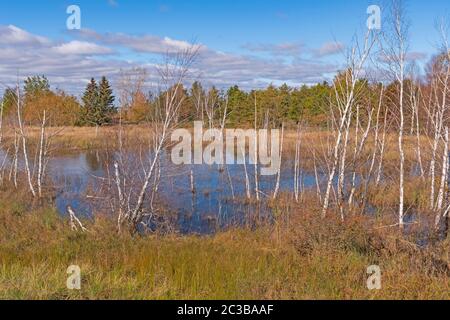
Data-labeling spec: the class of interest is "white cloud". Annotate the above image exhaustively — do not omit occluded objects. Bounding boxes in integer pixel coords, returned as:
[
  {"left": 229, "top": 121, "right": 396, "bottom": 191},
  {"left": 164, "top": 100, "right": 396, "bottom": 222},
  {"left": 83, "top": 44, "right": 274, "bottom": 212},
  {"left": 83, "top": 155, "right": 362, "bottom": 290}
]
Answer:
[
  {"left": 76, "top": 29, "right": 197, "bottom": 54},
  {"left": 406, "top": 52, "right": 427, "bottom": 61},
  {"left": 75, "top": 29, "right": 339, "bottom": 86},
  {"left": 0, "top": 25, "right": 50, "bottom": 46},
  {"left": 377, "top": 51, "right": 428, "bottom": 65},
  {"left": 0, "top": 25, "right": 340, "bottom": 94},
  {"left": 52, "top": 41, "right": 113, "bottom": 55},
  {"left": 242, "top": 42, "right": 304, "bottom": 57},
  {"left": 163, "top": 37, "right": 193, "bottom": 51},
  {"left": 315, "top": 41, "right": 344, "bottom": 57}
]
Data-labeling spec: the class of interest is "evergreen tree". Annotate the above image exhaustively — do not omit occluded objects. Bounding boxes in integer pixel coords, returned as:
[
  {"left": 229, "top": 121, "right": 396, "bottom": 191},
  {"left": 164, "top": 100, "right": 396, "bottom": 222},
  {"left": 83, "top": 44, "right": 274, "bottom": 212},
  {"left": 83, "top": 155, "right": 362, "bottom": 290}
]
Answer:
[
  {"left": 190, "top": 81, "right": 204, "bottom": 120},
  {"left": 81, "top": 77, "right": 115, "bottom": 126},
  {"left": 98, "top": 76, "right": 116, "bottom": 124},
  {"left": 279, "top": 83, "right": 292, "bottom": 122},
  {"left": 24, "top": 75, "right": 50, "bottom": 98},
  {"left": 227, "top": 85, "right": 250, "bottom": 125},
  {"left": 1, "top": 88, "right": 17, "bottom": 116},
  {"left": 81, "top": 78, "right": 99, "bottom": 126}
]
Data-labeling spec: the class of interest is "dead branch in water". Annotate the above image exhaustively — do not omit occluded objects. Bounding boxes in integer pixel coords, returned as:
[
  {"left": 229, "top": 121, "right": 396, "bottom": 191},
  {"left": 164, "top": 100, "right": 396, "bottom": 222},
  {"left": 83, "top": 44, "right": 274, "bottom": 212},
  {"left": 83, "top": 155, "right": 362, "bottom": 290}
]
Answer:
[{"left": 67, "top": 206, "right": 88, "bottom": 232}]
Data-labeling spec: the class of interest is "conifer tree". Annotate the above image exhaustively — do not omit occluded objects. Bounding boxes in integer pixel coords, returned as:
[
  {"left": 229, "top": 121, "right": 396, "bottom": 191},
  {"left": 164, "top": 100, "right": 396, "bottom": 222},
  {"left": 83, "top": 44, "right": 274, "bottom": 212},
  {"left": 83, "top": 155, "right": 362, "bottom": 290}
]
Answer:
[
  {"left": 81, "top": 77, "right": 115, "bottom": 126},
  {"left": 81, "top": 78, "right": 99, "bottom": 126},
  {"left": 98, "top": 76, "right": 115, "bottom": 123},
  {"left": 24, "top": 75, "right": 50, "bottom": 98}
]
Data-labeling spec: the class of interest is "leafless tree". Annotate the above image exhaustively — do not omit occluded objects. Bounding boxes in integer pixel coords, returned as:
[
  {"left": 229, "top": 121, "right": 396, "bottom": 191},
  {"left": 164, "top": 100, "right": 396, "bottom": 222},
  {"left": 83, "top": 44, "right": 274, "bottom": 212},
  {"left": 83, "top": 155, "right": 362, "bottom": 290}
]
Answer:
[
  {"left": 380, "top": 0, "right": 410, "bottom": 228},
  {"left": 15, "top": 84, "right": 36, "bottom": 197},
  {"left": 273, "top": 123, "right": 284, "bottom": 199},
  {"left": 0, "top": 101, "right": 3, "bottom": 145},
  {"left": 68, "top": 206, "right": 88, "bottom": 232},
  {"left": 321, "top": 29, "right": 376, "bottom": 217},
  {"left": 294, "top": 122, "right": 302, "bottom": 202},
  {"left": 254, "top": 93, "right": 260, "bottom": 201},
  {"left": 112, "top": 47, "right": 199, "bottom": 232},
  {"left": 361, "top": 85, "right": 386, "bottom": 207},
  {"left": 408, "top": 66, "right": 425, "bottom": 179},
  {"left": 429, "top": 19, "right": 450, "bottom": 231}
]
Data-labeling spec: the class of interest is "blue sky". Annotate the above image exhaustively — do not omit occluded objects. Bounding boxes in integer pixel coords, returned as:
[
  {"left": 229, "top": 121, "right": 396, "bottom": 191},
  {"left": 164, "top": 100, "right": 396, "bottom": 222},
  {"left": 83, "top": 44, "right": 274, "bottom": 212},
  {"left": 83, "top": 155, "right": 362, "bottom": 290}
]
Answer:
[{"left": 0, "top": 0, "right": 449, "bottom": 93}]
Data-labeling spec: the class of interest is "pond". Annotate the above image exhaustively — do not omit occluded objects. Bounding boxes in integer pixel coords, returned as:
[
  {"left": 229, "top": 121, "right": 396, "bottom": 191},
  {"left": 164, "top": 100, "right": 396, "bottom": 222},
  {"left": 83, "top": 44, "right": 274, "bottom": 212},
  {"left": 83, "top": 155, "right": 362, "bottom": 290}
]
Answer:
[
  {"left": 1, "top": 147, "right": 442, "bottom": 238},
  {"left": 48, "top": 149, "right": 320, "bottom": 234}
]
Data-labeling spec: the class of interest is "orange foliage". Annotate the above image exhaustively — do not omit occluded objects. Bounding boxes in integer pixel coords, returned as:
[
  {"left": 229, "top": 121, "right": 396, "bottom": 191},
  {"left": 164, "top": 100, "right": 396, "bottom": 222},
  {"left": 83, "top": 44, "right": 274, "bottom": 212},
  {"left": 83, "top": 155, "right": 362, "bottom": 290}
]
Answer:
[{"left": 24, "top": 91, "right": 81, "bottom": 126}]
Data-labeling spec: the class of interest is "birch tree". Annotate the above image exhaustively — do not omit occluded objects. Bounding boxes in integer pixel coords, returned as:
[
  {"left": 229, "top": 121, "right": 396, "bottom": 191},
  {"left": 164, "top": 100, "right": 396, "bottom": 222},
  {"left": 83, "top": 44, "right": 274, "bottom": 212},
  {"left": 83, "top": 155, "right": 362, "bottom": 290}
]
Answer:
[
  {"left": 429, "top": 20, "right": 450, "bottom": 230},
  {"left": 381, "top": 0, "right": 409, "bottom": 228},
  {"left": 321, "top": 32, "right": 376, "bottom": 217},
  {"left": 113, "top": 47, "right": 199, "bottom": 232}
]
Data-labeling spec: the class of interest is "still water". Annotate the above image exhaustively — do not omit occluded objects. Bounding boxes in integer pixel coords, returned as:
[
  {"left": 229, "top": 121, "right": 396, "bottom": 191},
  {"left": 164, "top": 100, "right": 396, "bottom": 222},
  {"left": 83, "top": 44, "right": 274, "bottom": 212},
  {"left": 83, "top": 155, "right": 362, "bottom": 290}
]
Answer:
[{"left": 48, "top": 149, "right": 318, "bottom": 234}]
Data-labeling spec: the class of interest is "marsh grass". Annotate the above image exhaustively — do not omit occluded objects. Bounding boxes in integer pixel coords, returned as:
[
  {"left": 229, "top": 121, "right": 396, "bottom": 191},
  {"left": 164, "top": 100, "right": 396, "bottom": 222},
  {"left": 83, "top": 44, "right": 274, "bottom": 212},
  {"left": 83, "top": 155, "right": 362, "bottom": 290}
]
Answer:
[
  {"left": 0, "top": 186, "right": 449, "bottom": 300},
  {"left": 0, "top": 124, "right": 433, "bottom": 172},
  {"left": 1, "top": 125, "right": 152, "bottom": 152}
]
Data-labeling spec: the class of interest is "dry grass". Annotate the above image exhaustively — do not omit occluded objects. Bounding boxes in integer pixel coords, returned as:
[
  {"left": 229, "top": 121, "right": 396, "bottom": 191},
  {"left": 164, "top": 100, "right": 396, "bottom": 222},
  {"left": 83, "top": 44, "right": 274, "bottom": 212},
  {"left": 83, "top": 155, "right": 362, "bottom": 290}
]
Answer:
[
  {"left": 0, "top": 187, "right": 448, "bottom": 300},
  {"left": 1, "top": 125, "right": 153, "bottom": 151},
  {"left": 1, "top": 123, "right": 433, "bottom": 163}
]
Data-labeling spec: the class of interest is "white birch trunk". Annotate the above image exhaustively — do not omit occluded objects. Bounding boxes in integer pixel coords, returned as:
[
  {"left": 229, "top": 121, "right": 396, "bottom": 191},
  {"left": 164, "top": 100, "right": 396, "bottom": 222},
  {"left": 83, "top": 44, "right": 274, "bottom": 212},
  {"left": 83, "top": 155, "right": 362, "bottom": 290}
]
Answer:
[
  {"left": 37, "top": 110, "right": 46, "bottom": 198},
  {"left": 16, "top": 86, "right": 36, "bottom": 197},
  {"left": 273, "top": 123, "right": 284, "bottom": 200}
]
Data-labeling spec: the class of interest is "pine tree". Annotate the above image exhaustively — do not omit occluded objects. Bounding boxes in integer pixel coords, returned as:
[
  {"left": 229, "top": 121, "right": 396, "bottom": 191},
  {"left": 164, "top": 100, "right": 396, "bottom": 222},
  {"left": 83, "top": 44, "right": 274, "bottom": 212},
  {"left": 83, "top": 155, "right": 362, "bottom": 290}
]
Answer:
[
  {"left": 24, "top": 75, "right": 50, "bottom": 98},
  {"left": 81, "top": 77, "right": 115, "bottom": 126},
  {"left": 1, "top": 88, "right": 17, "bottom": 116},
  {"left": 98, "top": 76, "right": 115, "bottom": 124},
  {"left": 81, "top": 78, "right": 99, "bottom": 126}
]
